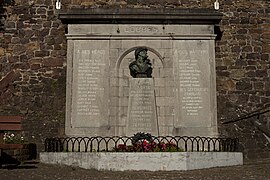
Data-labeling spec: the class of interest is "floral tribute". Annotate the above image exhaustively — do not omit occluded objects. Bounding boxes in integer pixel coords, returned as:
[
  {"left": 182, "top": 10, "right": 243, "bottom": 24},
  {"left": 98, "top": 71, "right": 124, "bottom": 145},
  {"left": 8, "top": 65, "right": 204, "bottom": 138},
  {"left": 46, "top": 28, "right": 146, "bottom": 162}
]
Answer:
[
  {"left": 3, "top": 132, "right": 26, "bottom": 144},
  {"left": 113, "top": 132, "right": 183, "bottom": 152}
]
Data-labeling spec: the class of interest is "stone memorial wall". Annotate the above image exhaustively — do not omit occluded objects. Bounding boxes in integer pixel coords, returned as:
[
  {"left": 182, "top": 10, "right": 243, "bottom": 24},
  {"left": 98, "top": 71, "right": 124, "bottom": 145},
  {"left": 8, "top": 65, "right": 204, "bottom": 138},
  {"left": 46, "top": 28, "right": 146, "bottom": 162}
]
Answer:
[{"left": 65, "top": 16, "right": 218, "bottom": 137}]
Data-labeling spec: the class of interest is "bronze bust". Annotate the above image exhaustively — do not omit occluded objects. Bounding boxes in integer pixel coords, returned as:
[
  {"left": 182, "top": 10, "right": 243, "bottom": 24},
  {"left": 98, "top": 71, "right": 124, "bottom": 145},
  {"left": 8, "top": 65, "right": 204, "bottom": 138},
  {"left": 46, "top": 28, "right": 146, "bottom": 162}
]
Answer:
[{"left": 129, "top": 47, "right": 152, "bottom": 78}]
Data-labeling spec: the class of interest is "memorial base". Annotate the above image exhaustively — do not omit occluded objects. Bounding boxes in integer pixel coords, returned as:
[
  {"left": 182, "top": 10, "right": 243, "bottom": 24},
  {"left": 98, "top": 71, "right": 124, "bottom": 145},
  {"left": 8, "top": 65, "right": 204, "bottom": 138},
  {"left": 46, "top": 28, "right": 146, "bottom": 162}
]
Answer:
[{"left": 40, "top": 152, "right": 243, "bottom": 171}]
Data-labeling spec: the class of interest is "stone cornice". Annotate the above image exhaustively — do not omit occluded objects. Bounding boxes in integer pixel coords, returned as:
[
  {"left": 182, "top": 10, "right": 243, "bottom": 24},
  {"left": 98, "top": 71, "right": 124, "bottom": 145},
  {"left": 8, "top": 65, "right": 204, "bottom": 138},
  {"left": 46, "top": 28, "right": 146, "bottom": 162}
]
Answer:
[{"left": 58, "top": 8, "right": 223, "bottom": 24}]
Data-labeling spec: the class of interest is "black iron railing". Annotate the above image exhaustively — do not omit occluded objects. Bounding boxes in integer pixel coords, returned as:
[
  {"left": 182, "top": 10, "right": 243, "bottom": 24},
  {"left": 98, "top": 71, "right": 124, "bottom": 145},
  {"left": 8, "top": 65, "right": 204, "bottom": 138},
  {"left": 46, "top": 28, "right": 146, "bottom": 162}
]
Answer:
[{"left": 44, "top": 136, "right": 239, "bottom": 153}]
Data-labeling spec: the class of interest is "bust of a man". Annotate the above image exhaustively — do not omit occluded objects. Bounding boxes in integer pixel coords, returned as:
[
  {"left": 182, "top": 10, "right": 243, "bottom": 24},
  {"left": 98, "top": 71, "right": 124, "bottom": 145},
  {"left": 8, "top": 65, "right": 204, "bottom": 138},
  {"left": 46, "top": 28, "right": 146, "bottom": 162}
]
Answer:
[{"left": 129, "top": 47, "right": 152, "bottom": 78}]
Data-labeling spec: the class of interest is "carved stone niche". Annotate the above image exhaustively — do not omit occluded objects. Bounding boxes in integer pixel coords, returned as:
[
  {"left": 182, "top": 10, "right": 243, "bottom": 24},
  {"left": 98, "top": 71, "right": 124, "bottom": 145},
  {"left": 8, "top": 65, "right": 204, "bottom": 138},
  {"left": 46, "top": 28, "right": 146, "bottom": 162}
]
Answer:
[{"left": 60, "top": 8, "right": 222, "bottom": 137}]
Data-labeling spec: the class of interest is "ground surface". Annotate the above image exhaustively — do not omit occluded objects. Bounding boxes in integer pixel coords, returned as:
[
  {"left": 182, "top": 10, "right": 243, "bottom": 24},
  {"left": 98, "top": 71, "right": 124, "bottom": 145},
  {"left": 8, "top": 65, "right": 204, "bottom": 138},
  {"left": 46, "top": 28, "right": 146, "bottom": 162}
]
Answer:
[{"left": 0, "top": 159, "right": 269, "bottom": 180}]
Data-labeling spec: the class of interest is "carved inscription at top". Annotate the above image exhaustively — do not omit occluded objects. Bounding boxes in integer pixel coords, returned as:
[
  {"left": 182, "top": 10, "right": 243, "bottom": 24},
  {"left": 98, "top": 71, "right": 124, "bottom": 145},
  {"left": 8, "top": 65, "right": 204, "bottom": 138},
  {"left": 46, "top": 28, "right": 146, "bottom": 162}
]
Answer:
[{"left": 124, "top": 26, "right": 159, "bottom": 33}]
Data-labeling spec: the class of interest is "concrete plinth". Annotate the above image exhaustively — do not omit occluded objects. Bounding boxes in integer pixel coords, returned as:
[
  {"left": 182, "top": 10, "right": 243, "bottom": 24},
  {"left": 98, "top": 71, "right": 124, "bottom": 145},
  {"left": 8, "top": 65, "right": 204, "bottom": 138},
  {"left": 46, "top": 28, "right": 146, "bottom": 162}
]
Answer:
[{"left": 40, "top": 152, "right": 243, "bottom": 171}]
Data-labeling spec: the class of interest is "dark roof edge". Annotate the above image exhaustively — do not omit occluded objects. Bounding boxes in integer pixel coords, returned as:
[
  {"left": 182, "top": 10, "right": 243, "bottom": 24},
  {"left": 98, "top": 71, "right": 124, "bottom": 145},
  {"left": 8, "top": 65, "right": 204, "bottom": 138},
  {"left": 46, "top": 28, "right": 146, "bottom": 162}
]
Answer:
[{"left": 58, "top": 8, "right": 223, "bottom": 24}]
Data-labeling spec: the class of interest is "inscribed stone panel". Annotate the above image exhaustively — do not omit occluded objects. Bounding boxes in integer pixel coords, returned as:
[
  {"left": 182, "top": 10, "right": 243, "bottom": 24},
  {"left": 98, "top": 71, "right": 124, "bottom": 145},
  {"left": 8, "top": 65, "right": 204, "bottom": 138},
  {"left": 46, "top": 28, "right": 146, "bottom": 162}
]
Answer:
[
  {"left": 71, "top": 40, "right": 109, "bottom": 128},
  {"left": 173, "top": 40, "right": 213, "bottom": 128},
  {"left": 127, "top": 78, "right": 158, "bottom": 136}
]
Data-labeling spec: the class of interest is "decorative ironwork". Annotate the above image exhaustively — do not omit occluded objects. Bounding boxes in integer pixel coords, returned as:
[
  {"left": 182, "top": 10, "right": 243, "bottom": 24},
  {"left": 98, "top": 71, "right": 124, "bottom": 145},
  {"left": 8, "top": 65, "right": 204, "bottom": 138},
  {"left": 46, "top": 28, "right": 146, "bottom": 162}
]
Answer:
[{"left": 44, "top": 136, "right": 239, "bottom": 153}]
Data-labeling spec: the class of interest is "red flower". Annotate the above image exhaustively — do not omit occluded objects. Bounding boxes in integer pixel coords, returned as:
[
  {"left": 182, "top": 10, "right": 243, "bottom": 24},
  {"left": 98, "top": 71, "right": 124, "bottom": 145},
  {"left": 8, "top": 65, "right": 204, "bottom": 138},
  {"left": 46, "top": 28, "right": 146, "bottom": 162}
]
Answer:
[{"left": 143, "top": 140, "right": 148, "bottom": 146}]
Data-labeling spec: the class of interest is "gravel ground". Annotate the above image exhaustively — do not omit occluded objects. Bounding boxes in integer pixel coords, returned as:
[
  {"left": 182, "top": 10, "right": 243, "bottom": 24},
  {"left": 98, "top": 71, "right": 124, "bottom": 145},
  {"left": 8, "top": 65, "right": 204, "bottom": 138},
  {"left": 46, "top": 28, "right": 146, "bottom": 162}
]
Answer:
[{"left": 0, "top": 159, "right": 269, "bottom": 180}]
